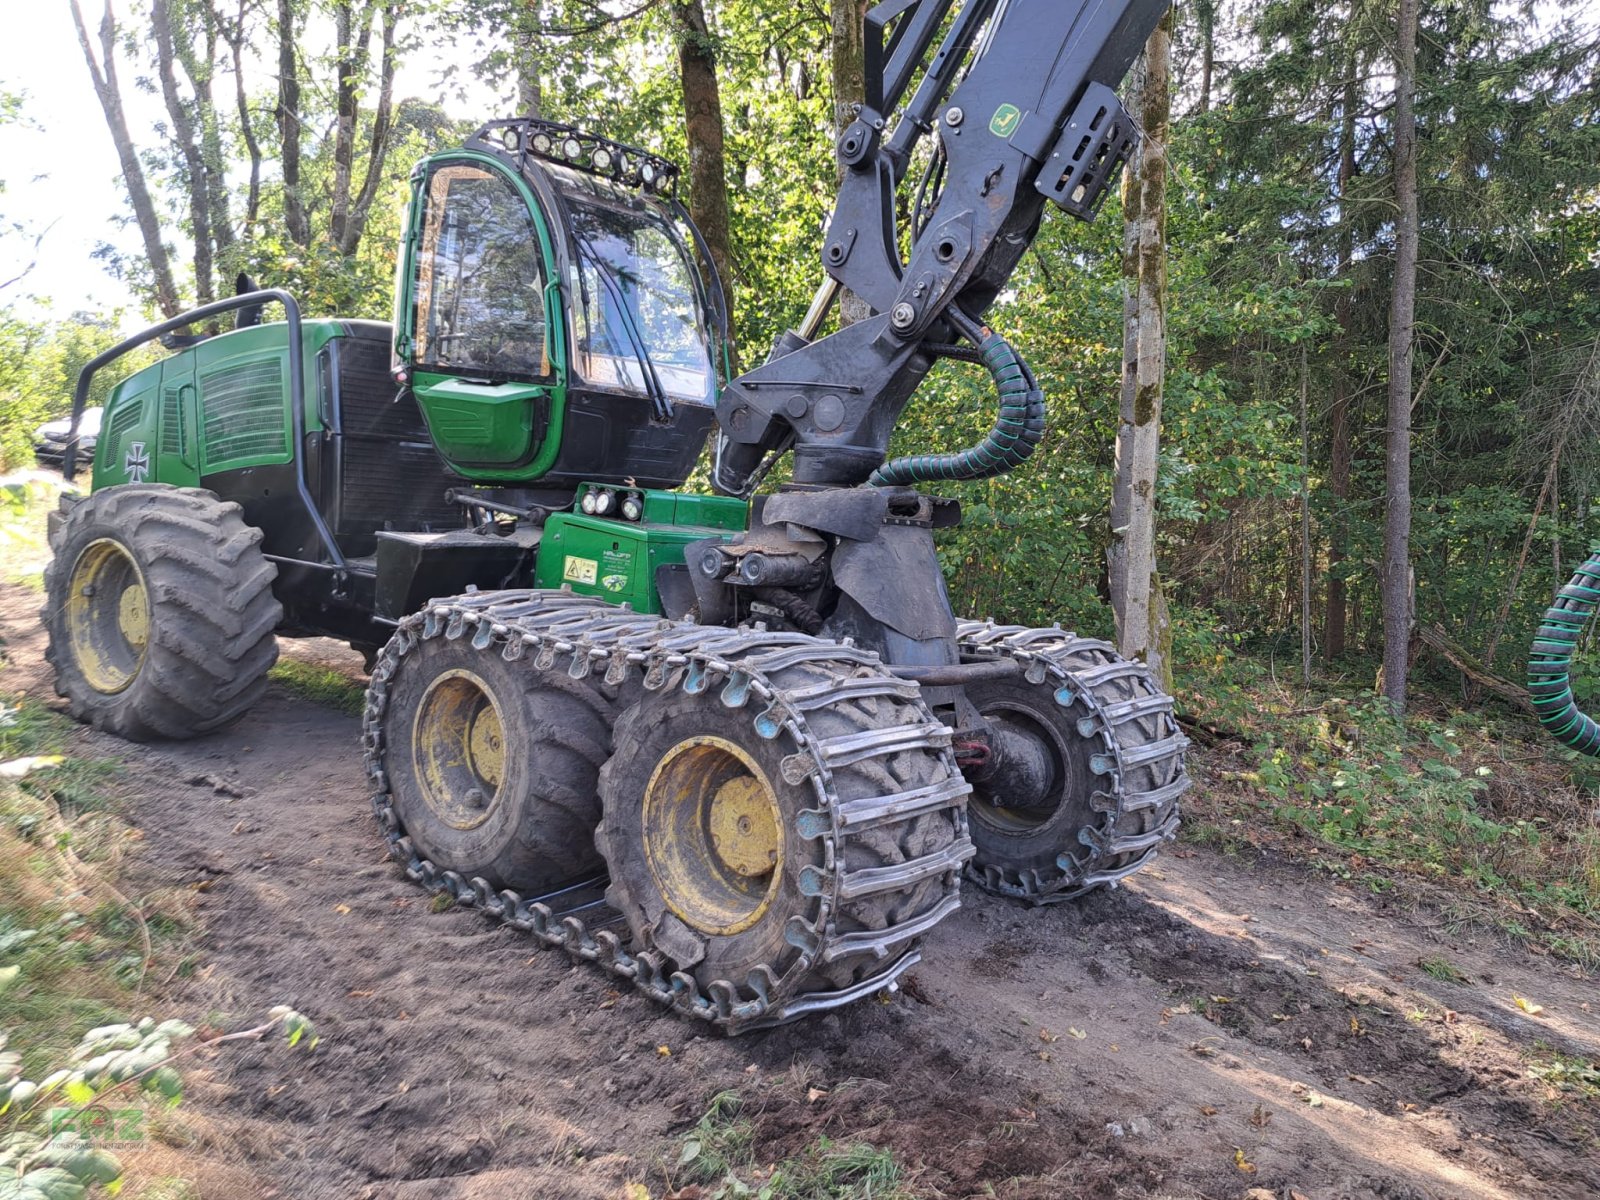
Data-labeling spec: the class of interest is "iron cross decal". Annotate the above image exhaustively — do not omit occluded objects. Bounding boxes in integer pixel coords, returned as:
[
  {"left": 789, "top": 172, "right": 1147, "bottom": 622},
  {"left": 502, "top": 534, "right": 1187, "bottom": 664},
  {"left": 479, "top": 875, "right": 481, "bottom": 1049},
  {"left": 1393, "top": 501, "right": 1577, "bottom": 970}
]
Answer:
[{"left": 124, "top": 442, "right": 150, "bottom": 482}]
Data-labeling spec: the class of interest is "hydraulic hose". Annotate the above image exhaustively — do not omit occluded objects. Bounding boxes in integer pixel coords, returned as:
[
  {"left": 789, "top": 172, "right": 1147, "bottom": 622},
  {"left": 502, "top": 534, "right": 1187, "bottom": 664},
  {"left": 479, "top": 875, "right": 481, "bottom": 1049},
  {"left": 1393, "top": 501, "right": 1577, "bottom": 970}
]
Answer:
[
  {"left": 869, "top": 321, "right": 1045, "bottom": 488},
  {"left": 1527, "top": 552, "right": 1600, "bottom": 755}
]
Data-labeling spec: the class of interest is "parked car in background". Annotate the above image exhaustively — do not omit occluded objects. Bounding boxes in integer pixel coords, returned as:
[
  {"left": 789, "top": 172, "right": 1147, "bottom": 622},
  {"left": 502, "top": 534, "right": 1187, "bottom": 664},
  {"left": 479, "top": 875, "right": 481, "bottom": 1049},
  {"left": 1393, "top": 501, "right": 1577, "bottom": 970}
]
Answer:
[{"left": 34, "top": 407, "right": 103, "bottom": 468}]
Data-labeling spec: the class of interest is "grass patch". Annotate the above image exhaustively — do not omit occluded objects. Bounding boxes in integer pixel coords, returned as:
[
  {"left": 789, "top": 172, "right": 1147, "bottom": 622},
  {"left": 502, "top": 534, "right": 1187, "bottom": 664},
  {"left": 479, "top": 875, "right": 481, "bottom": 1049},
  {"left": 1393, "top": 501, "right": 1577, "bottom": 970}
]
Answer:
[
  {"left": 267, "top": 659, "right": 365, "bottom": 715},
  {"left": 1527, "top": 1043, "right": 1600, "bottom": 1102},
  {"left": 667, "top": 1091, "right": 916, "bottom": 1200},
  {"left": 0, "top": 696, "right": 182, "bottom": 1075},
  {"left": 1418, "top": 954, "right": 1470, "bottom": 984}
]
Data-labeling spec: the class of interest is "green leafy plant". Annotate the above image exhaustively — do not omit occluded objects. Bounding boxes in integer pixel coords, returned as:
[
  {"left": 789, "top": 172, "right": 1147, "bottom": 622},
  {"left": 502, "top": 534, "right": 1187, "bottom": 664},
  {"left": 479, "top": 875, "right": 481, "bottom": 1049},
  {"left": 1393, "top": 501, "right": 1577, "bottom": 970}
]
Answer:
[{"left": 0, "top": 981, "right": 316, "bottom": 1200}]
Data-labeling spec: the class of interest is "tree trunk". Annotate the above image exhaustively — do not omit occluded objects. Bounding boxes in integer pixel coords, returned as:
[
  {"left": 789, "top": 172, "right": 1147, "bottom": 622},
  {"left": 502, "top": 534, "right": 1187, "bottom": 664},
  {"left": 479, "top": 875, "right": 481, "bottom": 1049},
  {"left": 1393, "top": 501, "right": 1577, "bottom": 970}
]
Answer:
[
  {"left": 186, "top": 13, "right": 235, "bottom": 263},
  {"left": 671, "top": 1, "right": 736, "bottom": 318},
  {"left": 275, "top": 0, "right": 311, "bottom": 247},
  {"left": 1109, "top": 54, "right": 1144, "bottom": 629},
  {"left": 1110, "top": 14, "right": 1173, "bottom": 689},
  {"left": 1300, "top": 341, "right": 1313, "bottom": 686},
  {"left": 1197, "top": 0, "right": 1215, "bottom": 115},
  {"left": 1325, "top": 64, "right": 1359, "bottom": 660},
  {"left": 329, "top": 0, "right": 375, "bottom": 254},
  {"left": 337, "top": 3, "right": 398, "bottom": 257},
  {"left": 224, "top": 0, "right": 263, "bottom": 233},
  {"left": 69, "top": 0, "right": 181, "bottom": 317},
  {"left": 516, "top": 11, "right": 542, "bottom": 117},
  {"left": 831, "top": 0, "right": 873, "bottom": 327},
  {"left": 151, "top": 0, "right": 217, "bottom": 307},
  {"left": 1381, "top": 0, "right": 1420, "bottom": 714}
]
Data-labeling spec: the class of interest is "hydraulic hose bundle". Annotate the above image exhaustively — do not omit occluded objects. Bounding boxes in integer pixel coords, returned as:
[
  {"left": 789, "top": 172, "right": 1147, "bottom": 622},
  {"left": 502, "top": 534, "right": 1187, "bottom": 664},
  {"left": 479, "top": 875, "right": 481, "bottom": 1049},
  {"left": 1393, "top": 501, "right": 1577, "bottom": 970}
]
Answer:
[
  {"left": 868, "top": 325, "right": 1046, "bottom": 488},
  {"left": 1527, "top": 551, "right": 1600, "bottom": 755}
]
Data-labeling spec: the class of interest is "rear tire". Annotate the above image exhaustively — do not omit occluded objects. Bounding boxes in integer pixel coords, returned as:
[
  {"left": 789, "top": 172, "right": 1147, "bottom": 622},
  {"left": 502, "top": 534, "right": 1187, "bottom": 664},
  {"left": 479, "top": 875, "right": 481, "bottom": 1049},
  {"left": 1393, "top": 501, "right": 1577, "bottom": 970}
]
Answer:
[
  {"left": 42, "top": 484, "right": 281, "bottom": 741},
  {"left": 957, "top": 622, "right": 1187, "bottom": 902}
]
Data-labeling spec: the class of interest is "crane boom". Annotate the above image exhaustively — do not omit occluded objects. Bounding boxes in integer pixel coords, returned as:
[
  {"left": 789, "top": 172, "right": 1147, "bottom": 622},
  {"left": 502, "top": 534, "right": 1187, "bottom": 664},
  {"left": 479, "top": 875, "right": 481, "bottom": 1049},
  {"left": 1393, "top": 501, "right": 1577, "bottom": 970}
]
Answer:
[{"left": 713, "top": 0, "right": 1167, "bottom": 493}]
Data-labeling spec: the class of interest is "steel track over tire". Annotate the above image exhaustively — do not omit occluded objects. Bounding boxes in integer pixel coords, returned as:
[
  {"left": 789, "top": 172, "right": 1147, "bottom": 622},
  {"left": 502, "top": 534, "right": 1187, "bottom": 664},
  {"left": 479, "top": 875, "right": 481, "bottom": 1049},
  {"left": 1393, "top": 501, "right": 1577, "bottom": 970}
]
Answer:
[
  {"left": 364, "top": 592, "right": 972, "bottom": 1032},
  {"left": 597, "top": 639, "right": 973, "bottom": 1009},
  {"left": 367, "top": 614, "right": 618, "bottom": 893},
  {"left": 42, "top": 484, "right": 281, "bottom": 741},
  {"left": 956, "top": 621, "right": 1188, "bottom": 903}
]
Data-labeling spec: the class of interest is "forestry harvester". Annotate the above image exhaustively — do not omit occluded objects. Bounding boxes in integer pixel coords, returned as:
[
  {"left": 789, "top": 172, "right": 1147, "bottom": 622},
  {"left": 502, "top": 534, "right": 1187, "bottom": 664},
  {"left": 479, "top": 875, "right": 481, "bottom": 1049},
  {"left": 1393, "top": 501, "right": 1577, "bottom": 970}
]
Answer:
[{"left": 44, "top": 0, "right": 1188, "bottom": 1031}]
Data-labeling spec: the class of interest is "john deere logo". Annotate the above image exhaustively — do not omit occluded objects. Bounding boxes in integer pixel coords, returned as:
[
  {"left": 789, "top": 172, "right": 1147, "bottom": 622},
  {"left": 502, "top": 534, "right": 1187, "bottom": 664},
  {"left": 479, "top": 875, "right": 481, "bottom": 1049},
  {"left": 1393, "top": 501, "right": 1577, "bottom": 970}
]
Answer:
[
  {"left": 600, "top": 574, "right": 628, "bottom": 593},
  {"left": 989, "top": 103, "right": 1022, "bottom": 138}
]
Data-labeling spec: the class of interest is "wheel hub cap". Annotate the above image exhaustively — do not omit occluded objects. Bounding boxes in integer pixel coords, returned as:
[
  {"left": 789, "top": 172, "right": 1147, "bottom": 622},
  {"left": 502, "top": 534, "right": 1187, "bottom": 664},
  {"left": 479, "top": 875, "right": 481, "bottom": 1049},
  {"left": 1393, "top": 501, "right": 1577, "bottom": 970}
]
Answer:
[
  {"left": 65, "top": 539, "right": 149, "bottom": 694},
  {"left": 412, "top": 670, "right": 505, "bottom": 830},
  {"left": 642, "top": 736, "right": 783, "bottom": 936}
]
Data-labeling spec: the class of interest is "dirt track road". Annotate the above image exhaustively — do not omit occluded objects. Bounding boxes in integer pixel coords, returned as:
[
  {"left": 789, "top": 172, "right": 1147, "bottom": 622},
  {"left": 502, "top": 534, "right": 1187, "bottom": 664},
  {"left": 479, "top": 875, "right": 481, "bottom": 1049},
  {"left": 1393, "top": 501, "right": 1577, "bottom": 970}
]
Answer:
[{"left": 3, "top": 582, "right": 1596, "bottom": 1200}]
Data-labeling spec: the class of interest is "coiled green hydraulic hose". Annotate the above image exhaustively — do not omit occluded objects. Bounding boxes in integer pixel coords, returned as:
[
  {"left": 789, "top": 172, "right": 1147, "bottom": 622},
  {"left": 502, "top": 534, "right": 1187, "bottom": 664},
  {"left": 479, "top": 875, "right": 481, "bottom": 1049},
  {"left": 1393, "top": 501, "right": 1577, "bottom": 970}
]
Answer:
[
  {"left": 868, "top": 326, "right": 1046, "bottom": 488},
  {"left": 1527, "top": 552, "right": 1600, "bottom": 755}
]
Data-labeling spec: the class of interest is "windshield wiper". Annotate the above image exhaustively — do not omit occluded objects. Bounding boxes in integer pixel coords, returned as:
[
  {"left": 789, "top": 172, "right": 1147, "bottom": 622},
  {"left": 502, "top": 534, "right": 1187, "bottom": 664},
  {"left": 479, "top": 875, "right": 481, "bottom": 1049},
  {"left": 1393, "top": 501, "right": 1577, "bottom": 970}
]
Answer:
[{"left": 576, "top": 244, "right": 673, "bottom": 423}]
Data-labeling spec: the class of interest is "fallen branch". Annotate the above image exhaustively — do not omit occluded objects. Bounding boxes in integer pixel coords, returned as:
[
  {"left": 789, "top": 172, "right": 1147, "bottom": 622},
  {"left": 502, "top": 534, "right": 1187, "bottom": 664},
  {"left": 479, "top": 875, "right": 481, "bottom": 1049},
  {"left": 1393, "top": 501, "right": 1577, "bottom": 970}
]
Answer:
[{"left": 1417, "top": 623, "right": 1529, "bottom": 710}]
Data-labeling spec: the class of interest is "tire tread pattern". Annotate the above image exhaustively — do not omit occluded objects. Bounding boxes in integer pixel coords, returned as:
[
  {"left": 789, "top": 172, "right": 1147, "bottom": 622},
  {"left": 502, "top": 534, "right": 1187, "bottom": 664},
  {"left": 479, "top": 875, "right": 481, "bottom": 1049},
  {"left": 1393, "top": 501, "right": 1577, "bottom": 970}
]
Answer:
[{"left": 43, "top": 484, "right": 281, "bottom": 741}]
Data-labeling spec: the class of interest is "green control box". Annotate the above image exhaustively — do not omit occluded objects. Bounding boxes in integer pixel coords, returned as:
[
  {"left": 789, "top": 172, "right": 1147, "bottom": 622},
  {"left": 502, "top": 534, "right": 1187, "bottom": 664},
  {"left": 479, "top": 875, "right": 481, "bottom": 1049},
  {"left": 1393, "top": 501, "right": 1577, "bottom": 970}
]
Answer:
[{"left": 533, "top": 484, "right": 748, "bottom": 612}]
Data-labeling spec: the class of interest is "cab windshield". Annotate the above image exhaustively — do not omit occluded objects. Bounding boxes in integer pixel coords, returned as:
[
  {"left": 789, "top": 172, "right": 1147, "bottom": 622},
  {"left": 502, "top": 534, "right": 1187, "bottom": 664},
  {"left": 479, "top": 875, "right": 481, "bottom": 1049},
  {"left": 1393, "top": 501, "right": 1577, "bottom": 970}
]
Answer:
[{"left": 550, "top": 166, "right": 719, "bottom": 407}]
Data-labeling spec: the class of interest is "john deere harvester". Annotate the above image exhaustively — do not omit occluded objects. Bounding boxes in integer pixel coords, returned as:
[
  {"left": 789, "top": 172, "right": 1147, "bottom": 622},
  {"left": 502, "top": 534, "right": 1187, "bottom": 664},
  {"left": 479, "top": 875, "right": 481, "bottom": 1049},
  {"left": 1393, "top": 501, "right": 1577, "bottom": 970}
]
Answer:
[{"left": 45, "top": 0, "right": 1189, "bottom": 1031}]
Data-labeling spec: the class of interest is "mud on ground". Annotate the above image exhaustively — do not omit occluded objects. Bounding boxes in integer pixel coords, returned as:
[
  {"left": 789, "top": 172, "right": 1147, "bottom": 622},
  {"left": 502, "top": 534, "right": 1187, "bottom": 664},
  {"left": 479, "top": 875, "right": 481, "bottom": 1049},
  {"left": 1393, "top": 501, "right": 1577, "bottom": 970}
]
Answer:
[{"left": 2, "top": 582, "right": 1596, "bottom": 1200}]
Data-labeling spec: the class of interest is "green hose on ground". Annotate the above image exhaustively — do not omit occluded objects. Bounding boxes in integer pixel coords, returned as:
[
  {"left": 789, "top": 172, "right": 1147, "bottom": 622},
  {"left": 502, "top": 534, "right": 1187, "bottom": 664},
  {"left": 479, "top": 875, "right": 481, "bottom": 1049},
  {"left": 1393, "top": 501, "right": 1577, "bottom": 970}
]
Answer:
[{"left": 1527, "top": 551, "right": 1600, "bottom": 756}]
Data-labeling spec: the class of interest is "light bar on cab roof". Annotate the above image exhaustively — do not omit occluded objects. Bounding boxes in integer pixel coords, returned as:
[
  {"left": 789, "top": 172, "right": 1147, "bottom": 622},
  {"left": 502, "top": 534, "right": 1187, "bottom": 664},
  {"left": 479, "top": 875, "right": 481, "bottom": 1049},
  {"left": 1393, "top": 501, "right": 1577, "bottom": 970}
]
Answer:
[{"left": 469, "top": 117, "right": 681, "bottom": 197}]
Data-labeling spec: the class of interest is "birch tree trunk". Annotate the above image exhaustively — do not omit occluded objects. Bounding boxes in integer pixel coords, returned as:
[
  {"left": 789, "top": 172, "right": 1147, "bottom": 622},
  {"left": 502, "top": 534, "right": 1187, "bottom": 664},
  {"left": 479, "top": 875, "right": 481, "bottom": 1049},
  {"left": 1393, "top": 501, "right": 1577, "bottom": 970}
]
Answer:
[
  {"left": 1109, "top": 13, "right": 1173, "bottom": 689},
  {"left": 69, "top": 0, "right": 182, "bottom": 317},
  {"left": 1381, "top": 0, "right": 1420, "bottom": 713},
  {"left": 831, "top": 0, "right": 872, "bottom": 326}
]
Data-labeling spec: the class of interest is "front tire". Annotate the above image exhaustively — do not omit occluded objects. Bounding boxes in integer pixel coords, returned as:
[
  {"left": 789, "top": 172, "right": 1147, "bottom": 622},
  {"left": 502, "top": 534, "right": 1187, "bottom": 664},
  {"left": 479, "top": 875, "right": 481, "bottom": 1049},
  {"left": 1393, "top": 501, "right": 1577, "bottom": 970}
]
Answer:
[
  {"left": 42, "top": 484, "right": 281, "bottom": 741},
  {"left": 597, "top": 637, "right": 972, "bottom": 1008}
]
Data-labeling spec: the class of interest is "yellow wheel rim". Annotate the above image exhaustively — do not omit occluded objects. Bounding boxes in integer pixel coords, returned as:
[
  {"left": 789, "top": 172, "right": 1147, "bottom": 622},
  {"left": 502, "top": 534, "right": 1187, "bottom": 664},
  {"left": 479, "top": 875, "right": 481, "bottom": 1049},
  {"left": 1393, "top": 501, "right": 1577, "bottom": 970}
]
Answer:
[
  {"left": 642, "top": 735, "right": 784, "bottom": 936},
  {"left": 412, "top": 669, "right": 505, "bottom": 830},
  {"left": 65, "top": 539, "right": 149, "bottom": 694}
]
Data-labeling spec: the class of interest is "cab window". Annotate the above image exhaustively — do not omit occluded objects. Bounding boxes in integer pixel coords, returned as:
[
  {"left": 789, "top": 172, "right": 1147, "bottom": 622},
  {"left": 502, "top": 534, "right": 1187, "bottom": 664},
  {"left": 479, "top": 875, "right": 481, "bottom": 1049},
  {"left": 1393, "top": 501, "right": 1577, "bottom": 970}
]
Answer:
[{"left": 413, "top": 164, "right": 549, "bottom": 377}]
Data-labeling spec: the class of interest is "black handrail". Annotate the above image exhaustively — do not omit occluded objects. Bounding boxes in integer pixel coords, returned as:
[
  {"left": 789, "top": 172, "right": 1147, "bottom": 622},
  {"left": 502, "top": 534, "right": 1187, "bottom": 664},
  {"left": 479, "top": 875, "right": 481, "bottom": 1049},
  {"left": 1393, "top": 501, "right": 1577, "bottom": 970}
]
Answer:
[{"left": 64, "top": 290, "right": 346, "bottom": 570}]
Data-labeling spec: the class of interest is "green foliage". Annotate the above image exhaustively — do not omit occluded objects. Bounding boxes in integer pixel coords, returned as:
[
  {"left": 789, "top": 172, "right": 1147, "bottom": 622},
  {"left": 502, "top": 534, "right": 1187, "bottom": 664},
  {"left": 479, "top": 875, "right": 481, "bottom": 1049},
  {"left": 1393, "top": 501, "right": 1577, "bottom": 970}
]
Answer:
[
  {"left": 1526, "top": 1045, "right": 1600, "bottom": 1101},
  {"left": 0, "top": 316, "right": 158, "bottom": 473},
  {"left": 0, "top": 702, "right": 317, "bottom": 1198},
  {"left": 1183, "top": 662, "right": 1600, "bottom": 959},
  {"left": 0, "top": 480, "right": 56, "bottom": 591}
]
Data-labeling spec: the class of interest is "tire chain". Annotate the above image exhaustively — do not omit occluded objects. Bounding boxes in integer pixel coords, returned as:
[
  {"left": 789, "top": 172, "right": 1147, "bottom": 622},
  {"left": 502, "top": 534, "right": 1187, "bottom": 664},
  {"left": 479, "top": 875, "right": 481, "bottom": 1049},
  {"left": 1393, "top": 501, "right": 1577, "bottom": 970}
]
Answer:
[
  {"left": 363, "top": 588, "right": 972, "bottom": 1033},
  {"left": 956, "top": 621, "right": 1189, "bottom": 903}
]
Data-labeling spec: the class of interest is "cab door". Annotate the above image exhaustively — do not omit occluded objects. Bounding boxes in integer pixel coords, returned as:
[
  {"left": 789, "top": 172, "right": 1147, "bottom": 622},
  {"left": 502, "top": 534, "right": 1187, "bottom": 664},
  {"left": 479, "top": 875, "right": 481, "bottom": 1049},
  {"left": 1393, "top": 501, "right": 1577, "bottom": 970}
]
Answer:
[{"left": 398, "top": 157, "right": 563, "bottom": 471}]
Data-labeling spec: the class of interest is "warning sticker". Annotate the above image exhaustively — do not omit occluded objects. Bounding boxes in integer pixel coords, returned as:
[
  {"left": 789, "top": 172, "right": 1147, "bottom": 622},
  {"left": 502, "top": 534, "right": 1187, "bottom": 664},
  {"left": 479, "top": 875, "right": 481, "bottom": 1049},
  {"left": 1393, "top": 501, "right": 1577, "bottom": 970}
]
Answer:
[{"left": 562, "top": 555, "right": 598, "bottom": 585}]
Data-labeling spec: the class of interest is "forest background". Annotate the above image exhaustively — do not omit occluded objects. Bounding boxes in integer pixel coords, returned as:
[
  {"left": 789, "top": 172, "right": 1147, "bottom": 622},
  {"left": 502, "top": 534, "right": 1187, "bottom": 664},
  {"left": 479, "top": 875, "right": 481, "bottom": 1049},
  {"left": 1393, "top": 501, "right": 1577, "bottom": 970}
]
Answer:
[{"left": 2, "top": 0, "right": 1599, "bottom": 957}]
